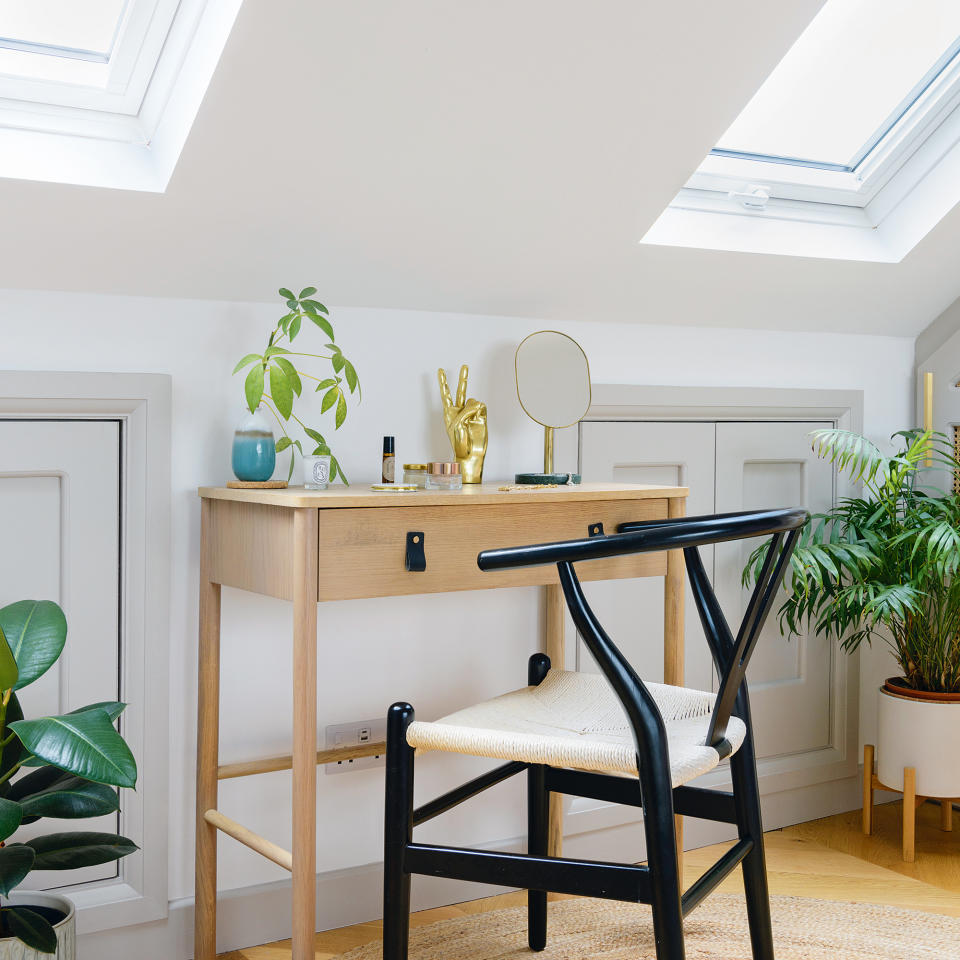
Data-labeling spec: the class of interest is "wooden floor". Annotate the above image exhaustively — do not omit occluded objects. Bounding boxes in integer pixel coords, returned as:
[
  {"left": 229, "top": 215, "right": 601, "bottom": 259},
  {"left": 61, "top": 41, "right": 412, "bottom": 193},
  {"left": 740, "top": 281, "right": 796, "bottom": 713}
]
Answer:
[{"left": 221, "top": 800, "right": 960, "bottom": 960}]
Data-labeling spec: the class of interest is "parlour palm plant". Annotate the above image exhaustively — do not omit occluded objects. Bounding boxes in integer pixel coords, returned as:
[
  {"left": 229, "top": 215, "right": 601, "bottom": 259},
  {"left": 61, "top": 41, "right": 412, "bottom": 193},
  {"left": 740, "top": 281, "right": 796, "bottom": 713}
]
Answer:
[
  {"left": 0, "top": 600, "right": 137, "bottom": 954},
  {"left": 745, "top": 428, "right": 960, "bottom": 694}
]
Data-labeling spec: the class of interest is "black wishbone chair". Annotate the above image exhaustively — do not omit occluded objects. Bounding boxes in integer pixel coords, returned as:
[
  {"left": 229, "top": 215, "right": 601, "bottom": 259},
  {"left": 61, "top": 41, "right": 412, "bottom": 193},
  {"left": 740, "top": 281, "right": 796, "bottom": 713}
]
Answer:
[{"left": 383, "top": 507, "right": 807, "bottom": 960}]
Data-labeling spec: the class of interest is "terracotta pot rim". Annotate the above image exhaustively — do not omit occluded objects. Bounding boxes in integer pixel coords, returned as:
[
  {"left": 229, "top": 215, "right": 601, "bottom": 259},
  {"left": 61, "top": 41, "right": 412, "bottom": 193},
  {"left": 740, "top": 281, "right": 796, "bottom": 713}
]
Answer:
[{"left": 883, "top": 677, "right": 960, "bottom": 703}]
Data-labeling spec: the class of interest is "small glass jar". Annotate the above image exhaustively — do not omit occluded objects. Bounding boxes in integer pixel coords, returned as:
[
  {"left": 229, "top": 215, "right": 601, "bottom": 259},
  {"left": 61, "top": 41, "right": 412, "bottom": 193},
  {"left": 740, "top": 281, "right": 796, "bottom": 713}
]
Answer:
[
  {"left": 425, "top": 461, "right": 463, "bottom": 491},
  {"left": 303, "top": 453, "right": 331, "bottom": 490},
  {"left": 403, "top": 463, "right": 429, "bottom": 488}
]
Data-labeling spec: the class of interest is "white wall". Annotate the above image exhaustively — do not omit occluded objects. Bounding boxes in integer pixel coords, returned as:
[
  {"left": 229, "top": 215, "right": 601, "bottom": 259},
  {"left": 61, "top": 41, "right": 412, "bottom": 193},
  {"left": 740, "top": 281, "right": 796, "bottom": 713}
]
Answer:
[{"left": 0, "top": 289, "right": 912, "bottom": 948}]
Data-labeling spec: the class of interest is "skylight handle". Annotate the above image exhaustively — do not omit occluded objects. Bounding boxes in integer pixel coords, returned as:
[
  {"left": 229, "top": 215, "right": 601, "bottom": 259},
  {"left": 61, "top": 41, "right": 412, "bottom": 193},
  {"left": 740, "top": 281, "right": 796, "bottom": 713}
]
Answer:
[{"left": 728, "top": 184, "right": 771, "bottom": 210}]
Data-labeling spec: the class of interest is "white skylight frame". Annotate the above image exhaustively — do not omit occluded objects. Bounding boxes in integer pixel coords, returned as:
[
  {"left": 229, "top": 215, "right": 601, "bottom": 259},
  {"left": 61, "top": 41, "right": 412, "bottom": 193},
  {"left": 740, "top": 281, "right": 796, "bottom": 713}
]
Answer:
[
  {"left": 644, "top": 7, "right": 960, "bottom": 262},
  {"left": 0, "top": 0, "right": 243, "bottom": 192}
]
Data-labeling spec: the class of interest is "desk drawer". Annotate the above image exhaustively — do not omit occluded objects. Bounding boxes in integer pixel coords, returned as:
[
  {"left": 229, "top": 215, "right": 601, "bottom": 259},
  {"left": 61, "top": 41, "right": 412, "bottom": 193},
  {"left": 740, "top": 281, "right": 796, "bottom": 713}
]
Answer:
[{"left": 317, "top": 498, "right": 669, "bottom": 600}]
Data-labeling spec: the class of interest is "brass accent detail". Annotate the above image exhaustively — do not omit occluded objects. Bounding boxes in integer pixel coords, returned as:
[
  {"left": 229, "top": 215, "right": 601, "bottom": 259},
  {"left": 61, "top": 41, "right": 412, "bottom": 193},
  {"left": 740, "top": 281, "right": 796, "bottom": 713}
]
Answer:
[{"left": 438, "top": 364, "right": 487, "bottom": 483}]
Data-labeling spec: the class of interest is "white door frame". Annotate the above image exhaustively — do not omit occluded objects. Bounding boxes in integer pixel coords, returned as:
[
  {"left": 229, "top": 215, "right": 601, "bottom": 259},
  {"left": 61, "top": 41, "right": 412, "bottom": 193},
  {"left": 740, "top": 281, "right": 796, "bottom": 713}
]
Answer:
[
  {"left": 0, "top": 372, "right": 171, "bottom": 933},
  {"left": 554, "top": 384, "right": 865, "bottom": 842}
]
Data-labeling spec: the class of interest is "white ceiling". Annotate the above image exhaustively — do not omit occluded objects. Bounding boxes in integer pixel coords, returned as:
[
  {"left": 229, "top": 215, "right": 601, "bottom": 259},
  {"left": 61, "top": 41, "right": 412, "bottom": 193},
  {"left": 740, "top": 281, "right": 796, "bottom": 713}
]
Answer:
[{"left": 0, "top": 0, "right": 955, "bottom": 337}]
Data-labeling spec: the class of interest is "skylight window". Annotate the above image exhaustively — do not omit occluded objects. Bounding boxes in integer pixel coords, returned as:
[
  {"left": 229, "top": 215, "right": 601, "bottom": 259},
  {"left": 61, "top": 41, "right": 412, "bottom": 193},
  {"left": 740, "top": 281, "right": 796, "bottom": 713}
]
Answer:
[
  {"left": 0, "top": 0, "right": 242, "bottom": 191},
  {"left": 644, "top": 0, "right": 960, "bottom": 263},
  {"left": 0, "top": 0, "right": 127, "bottom": 61},
  {"left": 714, "top": 2, "right": 960, "bottom": 172}
]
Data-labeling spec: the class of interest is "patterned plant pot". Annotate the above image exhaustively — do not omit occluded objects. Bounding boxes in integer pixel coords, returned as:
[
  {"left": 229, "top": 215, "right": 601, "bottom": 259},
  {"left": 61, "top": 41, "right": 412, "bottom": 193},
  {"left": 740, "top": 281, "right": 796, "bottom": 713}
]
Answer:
[{"left": 0, "top": 891, "right": 75, "bottom": 960}]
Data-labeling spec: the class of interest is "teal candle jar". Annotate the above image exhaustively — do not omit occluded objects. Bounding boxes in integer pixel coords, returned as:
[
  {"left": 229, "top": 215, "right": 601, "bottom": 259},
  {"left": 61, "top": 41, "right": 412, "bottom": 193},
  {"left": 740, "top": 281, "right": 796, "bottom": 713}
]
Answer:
[{"left": 231, "top": 406, "right": 276, "bottom": 482}]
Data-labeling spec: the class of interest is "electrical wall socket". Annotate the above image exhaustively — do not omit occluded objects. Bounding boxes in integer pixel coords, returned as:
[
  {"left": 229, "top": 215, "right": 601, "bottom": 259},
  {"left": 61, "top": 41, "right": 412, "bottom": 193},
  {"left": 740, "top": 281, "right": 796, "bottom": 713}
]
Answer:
[{"left": 324, "top": 717, "right": 387, "bottom": 775}]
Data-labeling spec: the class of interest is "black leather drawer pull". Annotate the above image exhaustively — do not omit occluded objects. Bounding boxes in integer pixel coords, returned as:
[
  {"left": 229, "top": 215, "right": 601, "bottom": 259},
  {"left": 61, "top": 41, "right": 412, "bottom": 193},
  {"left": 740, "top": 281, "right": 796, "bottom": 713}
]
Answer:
[{"left": 406, "top": 532, "right": 426, "bottom": 572}]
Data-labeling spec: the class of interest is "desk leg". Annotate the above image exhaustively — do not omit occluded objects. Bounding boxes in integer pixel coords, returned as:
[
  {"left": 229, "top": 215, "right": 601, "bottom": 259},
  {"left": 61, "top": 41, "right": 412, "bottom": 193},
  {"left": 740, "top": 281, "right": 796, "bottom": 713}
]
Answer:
[
  {"left": 195, "top": 502, "right": 222, "bottom": 960},
  {"left": 664, "top": 496, "right": 686, "bottom": 856},
  {"left": 292, "top": 508, "right": 319, "bottom": 960},
  {"left": 544, "top": 583, "right": 566, "bottom": 858}
]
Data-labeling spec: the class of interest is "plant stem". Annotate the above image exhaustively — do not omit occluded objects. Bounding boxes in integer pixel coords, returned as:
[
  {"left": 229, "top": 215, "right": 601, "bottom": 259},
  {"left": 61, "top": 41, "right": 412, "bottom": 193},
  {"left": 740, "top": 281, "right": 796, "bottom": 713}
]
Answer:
[{"left": 0, "top": 760, "right": 27, "bottom": 787}]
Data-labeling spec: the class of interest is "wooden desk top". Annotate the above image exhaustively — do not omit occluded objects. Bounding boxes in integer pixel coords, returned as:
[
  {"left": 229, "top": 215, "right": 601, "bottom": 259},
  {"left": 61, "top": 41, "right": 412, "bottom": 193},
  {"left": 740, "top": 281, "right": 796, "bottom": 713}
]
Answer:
[{"left": 198, "top": 481, "right": 689, "bottom": 509}]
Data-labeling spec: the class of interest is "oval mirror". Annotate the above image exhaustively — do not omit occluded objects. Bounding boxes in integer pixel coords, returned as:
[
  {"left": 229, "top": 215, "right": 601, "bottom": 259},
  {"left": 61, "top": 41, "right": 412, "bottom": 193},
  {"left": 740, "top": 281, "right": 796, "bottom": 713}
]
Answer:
[{"left": 515, "top": 330, "right": 591, "bottom": 428}]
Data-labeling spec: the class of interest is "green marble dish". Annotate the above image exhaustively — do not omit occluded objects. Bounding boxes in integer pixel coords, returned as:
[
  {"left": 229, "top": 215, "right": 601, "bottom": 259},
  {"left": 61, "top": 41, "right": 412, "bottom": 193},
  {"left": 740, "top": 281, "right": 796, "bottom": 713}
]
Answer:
[{"left": 514, "top": 472, "right": 582, "bottom": 485}]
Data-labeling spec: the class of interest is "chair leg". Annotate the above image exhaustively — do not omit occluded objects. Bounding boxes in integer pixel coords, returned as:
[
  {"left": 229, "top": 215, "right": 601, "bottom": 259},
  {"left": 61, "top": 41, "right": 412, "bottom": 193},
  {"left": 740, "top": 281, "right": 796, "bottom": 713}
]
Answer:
[
  {"left": 526, "top": 653, "right": 551, "bottom": 951},
  {"left": 383, "top": 702, "right": 415, "bottom": 960},
  {"left": 729, "top": 696, "right": 774, "bottom": 960},
  {"left": 527, "top": 763, "right": 548, "bottom": 951},
  {"left": 639, "top": 751, "right": 685, "bottom": 960}
]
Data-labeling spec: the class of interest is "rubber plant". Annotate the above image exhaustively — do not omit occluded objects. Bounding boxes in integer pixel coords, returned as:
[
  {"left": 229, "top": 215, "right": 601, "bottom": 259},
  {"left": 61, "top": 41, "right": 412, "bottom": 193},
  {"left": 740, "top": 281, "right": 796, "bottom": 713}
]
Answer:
[
  {"left": 233, "top": 287, "right": 361, "bottom": 484},
  {"left": 745, "top": 428, "right": 960, "bottom": 693},
  {"left": 0, "top": 600, "right": 137, "bottom": 953}
]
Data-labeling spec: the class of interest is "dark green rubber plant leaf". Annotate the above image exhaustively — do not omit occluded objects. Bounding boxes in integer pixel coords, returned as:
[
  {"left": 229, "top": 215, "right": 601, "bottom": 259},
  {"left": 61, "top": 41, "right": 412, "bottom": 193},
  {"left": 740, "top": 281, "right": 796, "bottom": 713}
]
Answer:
[
  {"left": 0, "top": 625, "right": 18, "bottom": 691},
  {"left": 19, "top": 775, "right": 119, "bottom": 820},
  {"left": 5, "top": 905, "right": 57, "bottom": 953},
  {"left": 66, "top": 701, "right": 126, "bottom": 722},
  {"left": 0, "top": 691, "right": 25, "bottom": 779},
  {"left": 0, "top": 600, "right": 66, "bottom": 690},
  {"left": 10, "top": 708, "right": 137, "bottom": 788},
  {"left": 27, "top": 831, "right": 138, "bottom": 869},
  {"left": 0, "top": 844, "right": 35, "bottom": 896},
  {"left": 0, "top": 797, "right": 22, "bottom": 842}
]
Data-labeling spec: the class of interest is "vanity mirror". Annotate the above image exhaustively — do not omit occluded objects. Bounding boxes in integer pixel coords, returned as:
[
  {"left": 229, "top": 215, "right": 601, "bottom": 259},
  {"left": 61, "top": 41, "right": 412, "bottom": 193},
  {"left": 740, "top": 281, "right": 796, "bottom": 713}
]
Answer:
[{"left": 514, "top": 330, "right": 591, "bottom": 484}]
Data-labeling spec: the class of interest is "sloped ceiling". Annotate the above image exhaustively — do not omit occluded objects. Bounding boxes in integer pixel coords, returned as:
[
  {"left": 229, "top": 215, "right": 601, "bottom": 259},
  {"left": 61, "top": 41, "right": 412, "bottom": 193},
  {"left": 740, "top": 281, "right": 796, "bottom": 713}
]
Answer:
[{"left": 0, "top": 0, "right": 954, "bottom": 336}]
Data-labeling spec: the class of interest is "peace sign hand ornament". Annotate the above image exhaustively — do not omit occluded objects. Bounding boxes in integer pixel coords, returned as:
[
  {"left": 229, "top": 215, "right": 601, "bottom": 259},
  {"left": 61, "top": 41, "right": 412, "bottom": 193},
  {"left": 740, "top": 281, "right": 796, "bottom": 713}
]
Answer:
[{"left": 437, "top": 364, "right": 487, "bottom": 483}]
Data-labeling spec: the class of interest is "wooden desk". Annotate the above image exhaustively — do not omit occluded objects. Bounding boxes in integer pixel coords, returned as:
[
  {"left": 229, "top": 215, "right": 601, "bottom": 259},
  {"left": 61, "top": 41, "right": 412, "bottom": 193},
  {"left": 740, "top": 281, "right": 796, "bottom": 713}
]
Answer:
[{"left": 194, "top": 482, "right": 688, "bottom": 960}]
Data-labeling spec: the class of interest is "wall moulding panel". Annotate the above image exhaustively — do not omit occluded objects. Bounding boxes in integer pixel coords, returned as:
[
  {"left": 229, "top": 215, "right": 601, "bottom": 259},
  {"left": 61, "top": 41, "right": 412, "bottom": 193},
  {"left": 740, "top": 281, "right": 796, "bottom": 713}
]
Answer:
[{"left": 0, "top": 371, "right": 172, "bottom": 934}]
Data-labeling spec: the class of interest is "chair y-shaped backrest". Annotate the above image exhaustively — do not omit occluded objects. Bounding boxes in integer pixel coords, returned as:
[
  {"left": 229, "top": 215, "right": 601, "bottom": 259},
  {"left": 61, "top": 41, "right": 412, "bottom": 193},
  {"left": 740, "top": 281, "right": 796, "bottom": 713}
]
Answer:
[{"left": 478, "top": 508, "right": 807, "bottom": 765}]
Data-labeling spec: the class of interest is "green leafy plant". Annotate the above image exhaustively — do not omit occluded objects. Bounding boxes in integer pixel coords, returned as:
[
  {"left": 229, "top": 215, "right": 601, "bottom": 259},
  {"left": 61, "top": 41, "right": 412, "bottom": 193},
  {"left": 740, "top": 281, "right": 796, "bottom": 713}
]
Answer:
[
  {"left": 0, "top": 600, "right": 137, "bottom": 953},
  {"left": 234, "top": 287, "right": 361, "bottom": 483},
  {"left": 744, "top": 428, "right": 960, "bottom": 694}
]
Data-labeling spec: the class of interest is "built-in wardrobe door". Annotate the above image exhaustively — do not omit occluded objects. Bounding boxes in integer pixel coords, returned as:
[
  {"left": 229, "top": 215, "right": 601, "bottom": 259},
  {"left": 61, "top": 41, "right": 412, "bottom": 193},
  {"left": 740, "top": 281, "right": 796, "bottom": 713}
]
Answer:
[
  {"left": 713, "top": 421, "right": 836, "bottom": 763},
  {"left": 0, "top": 420, "right": 122, "bottom": 888},
  {"left": 578, "top": 421, "right": 715, "bottom": 691}
]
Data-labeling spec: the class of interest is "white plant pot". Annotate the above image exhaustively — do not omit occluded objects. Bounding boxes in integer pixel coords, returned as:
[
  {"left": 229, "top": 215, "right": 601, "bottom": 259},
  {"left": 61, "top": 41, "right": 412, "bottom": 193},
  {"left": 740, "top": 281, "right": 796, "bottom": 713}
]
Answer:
[
  {"left": 0, "top": 891, "right": 75, "bottom": 960},
  {"left": 878, "top": 687, "right": 960, "bottom": 798}
]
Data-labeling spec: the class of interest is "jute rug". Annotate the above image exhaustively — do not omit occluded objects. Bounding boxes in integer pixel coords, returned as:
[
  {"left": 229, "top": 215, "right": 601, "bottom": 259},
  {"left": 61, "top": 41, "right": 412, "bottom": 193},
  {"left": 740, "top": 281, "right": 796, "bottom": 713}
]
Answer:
[{"left": 336, "top": 895, "right": 958, "bottom": 959}]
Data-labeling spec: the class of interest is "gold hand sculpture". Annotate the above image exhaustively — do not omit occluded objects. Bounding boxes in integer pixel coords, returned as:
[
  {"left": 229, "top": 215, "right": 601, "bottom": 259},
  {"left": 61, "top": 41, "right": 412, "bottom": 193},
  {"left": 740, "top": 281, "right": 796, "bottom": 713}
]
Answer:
[{"left": 438, "top": 364, "right": 487, "bottom": 483}]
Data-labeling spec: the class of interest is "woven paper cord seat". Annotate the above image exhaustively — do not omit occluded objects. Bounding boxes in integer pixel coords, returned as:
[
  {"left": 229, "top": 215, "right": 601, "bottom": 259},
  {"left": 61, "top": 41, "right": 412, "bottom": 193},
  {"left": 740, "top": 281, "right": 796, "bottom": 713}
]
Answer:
[{"left": 406, "top": 669, "right": 746, "bottom": 788}]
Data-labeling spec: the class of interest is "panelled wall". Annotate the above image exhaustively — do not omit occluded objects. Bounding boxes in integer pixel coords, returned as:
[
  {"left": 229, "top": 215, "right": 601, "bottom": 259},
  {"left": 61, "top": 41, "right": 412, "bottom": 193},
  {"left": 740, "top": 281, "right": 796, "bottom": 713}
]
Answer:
[{"left": 0, "top": 288, "right": 912, "bottom": 957}]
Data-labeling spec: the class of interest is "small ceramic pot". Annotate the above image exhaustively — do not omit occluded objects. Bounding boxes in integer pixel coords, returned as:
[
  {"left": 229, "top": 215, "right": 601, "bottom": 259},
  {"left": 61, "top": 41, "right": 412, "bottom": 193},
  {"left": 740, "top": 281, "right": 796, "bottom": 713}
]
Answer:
[
  {"left": 231, "top": 405, "right": 276, "bottom": 482},
  {"left": 0, "top": 890, "right": 75, "bottom": 960},
  {"left": 877, "top": 683, "right": 960, "bottom": 798}
]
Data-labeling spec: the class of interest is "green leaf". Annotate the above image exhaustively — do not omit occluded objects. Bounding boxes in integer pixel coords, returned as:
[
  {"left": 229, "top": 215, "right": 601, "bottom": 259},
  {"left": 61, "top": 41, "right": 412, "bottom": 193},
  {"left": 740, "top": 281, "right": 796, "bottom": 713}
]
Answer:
[
  {"left": 244, "top": 363, "right": 265, "bottom": 414},
  {"left": 5, "top": 905, "right": 56, "bottom": 953},
  {"left": 321, "top": 386, "right": 338, "bottom": 414},
  {"left": 325, "top": 342, "right": 342, "bottom": 354},
  {"left": 274, "top": 357, "right": 302, "bottom": 397},
  {"left": 0, "top": 601, "right": 66, "bottom": 691},
  {"left": 264, "top": 345, "right": 292, "bottom": 357},
  {"left": 19, "top": 775, "right": 119, "bottom": 820},
  {"left": 0, "top": 692, "right": 24, "bottom": 777},
  {"left": 232, "top": 353, "right": 262, "bottom": 375},
  {"left": 27, "top": 831, "right": 138, "bottom": 870},
  {"left": 312, "top": 442, "right": 330, "bottom": 456},
  {"left": 66, "top": 701, "right": 125, "bottom": 722},
  {"left": 289, "top": 314, "right": 302, "bottom": 340},
  {"left": 0, "top": 797, "right": 22, "bottom": 842},
  {"left": 307, "top": 313, "right": 334, "bottom": 340},
  {"left": 335, "top": 391, "right": 347, "bottom": 430},
  {"left": 0, "top": 845, "right": 35, "bottom": 896},
  {"left": 332, "top": 353, "right": 346, "bottom": 373},
  {"left": 269, "top": 364, "right": 294, "bottom": 420},
  {"left": 303, "top": 427, "right": 326, "bottom": 444},
  {"left": 301, "top": 299, "right": 328, "bottom": 315},
  {"left": 275, "top": 436, "right": 292, "bottom": 453},
  {"left": 11, "top": 708, "right": 137, "bottom": 788},
  {"left": 343, "top": 360, "right": 359, "bottom": 394},
  {"left": 298, "top": 286, "right": 317, "bottom": 299},
  {"left": 278, "top": 287, "right": 295, "bottom": 300},
  {"left": 313, "top": 379, "right": 337, "bottom": 392},
  {"left": 7, "top": 765, "right": 72, "bottom": 800},
  {"left": 0, "top": 625, "right": 18, "bottom": 691}
]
